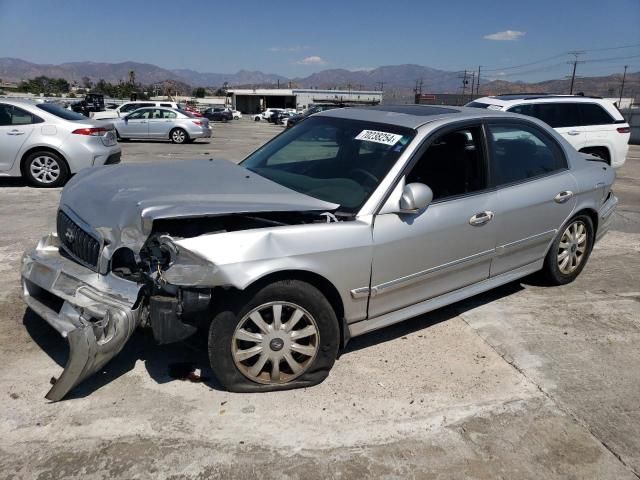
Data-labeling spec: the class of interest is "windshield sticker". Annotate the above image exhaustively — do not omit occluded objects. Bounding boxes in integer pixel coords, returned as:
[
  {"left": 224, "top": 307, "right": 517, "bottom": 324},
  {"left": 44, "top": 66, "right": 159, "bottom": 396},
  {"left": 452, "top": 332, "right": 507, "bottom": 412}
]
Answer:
[{"left": 355, "top": 130, "right": 403, "bottom": 146}]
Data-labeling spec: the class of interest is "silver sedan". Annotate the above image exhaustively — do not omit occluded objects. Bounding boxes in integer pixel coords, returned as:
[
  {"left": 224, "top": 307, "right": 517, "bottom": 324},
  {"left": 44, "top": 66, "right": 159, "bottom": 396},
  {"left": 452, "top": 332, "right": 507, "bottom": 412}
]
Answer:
[
  {"left": 22, "top": 105, "right": 617, "bottom": 400},
  {"left": 113, "top": 107, "right": 211, "bottom": 144}
]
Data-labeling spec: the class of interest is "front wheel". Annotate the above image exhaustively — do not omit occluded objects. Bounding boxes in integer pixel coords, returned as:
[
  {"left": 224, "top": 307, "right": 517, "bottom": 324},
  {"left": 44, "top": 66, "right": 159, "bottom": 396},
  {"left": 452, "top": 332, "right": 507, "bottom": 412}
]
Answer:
[
  {"left": 208, "top": 280, "right": 340, "bottom": 392},
  {"left": 170, "top": 128, "right": 188, "bottom": 144},
  {"left": 540, "top": 214, "right": 594, "bottom": 285}
]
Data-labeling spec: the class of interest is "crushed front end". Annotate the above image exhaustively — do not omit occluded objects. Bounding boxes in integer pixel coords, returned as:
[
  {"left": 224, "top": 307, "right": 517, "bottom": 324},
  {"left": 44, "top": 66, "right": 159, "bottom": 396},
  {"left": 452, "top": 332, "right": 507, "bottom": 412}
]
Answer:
[{"left": 21, "top": 232, "right": 143, "bottom": 401}]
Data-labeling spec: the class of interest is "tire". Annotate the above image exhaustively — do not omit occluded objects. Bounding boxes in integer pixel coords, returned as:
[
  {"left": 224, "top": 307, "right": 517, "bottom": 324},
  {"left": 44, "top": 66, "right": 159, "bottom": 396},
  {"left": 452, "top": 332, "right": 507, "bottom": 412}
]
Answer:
[
  {"left": 539, "top": 214, "right": 594, "bottom": 285},
  {"left": 170, "top": 128, "right": 188, "bottom": 144},
  {"left": 208, "top": 280, "right": 340, "bottom": 392},
  {"left": 234, "top": 116, "right": 240, "bottom": 120},
  {"left": 23, "top": 150, "right": 70, "bottom": 188},
  {"left": 254, "top": 117, "right": 260, "bottom": 122}
]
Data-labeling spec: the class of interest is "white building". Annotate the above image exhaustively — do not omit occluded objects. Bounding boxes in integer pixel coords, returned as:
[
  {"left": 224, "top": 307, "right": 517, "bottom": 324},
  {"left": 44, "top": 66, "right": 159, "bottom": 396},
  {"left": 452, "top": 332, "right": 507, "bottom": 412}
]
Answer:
[{"left": 227, "top": 88, "right": 383, "bottom": 113}]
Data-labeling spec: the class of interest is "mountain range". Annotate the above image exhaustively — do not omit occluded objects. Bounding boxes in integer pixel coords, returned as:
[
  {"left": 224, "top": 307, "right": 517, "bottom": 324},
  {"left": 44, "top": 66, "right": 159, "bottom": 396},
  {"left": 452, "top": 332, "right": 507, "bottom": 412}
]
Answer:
[{"left": 1, "top": 57, "right": 637, "bottom": 99}]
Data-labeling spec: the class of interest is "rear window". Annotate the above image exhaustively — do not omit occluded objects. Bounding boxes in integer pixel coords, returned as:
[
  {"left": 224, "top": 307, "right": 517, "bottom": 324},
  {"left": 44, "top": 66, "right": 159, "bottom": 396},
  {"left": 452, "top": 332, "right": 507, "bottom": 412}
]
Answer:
[{"left": 36, "top": 103, "right": 87, "bottom": 120}]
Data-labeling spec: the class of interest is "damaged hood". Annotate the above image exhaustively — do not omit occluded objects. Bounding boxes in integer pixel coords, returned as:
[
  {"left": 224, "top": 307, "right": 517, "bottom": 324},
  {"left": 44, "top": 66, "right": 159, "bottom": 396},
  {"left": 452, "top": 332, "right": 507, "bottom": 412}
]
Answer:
[{"left": 60, "top": 159, "right": 338, "bottom": 248}]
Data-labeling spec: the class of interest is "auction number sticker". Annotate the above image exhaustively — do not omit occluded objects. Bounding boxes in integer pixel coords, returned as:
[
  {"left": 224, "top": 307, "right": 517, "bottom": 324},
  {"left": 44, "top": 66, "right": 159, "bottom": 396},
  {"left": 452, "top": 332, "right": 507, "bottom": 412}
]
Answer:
[{"left": 355, "top": 130, "right": 403, "bottom": 146}]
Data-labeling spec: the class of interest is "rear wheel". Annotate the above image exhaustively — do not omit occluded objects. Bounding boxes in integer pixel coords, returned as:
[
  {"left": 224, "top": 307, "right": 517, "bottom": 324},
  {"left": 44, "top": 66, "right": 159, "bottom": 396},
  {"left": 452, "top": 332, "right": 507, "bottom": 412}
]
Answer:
[
  {"left": 540, "top": 214, "right": 594, "bottom": 285},
  {"left": 23, "top": 151, "right": 70, "bottom": 188},
  {"left": 208, "top": 280, "right": 340, "bottom": 392},
  {"left": 170, "top": 128, "right": 188, "bottom": 144}
]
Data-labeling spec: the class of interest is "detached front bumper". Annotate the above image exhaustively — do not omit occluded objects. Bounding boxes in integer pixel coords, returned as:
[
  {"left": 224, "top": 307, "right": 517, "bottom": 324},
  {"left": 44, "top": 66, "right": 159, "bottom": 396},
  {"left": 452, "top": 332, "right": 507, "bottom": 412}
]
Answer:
[{"left": 21, "top": 233, "right": 143, "bottom": 401}]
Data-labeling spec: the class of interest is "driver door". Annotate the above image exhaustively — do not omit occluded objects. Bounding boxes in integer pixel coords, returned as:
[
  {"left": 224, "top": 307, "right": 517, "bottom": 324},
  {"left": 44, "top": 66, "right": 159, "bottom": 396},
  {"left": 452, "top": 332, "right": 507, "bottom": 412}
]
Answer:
[
  {"left": 121, "top": 108, "right": 151, "bottom": 138},
  {"left": 368, "top": 125, "right": 498, "bottom": 318}
]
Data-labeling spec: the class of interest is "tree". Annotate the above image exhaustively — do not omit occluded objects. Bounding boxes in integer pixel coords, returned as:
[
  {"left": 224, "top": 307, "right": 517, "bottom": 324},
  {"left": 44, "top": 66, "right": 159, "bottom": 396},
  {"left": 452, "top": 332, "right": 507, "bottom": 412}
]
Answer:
[
  {"left": 82, "top": 76, "right": 93, "bottom": 89},
  {"left": 192, "top": 87, "right": 206, "bottom": 98}
]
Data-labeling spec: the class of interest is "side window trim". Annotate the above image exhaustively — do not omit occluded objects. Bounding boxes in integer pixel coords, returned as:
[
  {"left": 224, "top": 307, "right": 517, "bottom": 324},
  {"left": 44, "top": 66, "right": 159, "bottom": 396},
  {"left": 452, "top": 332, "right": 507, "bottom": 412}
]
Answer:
[{"left": 483, "top": 119, "right": 570, "bottom": 189}]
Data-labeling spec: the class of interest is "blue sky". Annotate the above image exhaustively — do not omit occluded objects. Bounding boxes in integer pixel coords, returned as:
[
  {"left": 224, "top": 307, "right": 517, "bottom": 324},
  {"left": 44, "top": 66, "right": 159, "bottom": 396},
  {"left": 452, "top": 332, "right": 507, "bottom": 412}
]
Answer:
[{"left": 0, "top": 0, "right": 639, "bottom": 81}]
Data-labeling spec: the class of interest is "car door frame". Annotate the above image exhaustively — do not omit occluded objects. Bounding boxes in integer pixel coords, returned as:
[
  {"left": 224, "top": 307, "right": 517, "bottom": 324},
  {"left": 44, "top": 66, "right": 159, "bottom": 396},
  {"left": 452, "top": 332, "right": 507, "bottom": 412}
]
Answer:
[
  {"left": 121, "top": 108, "right": 151, "bottom": 138},
  {"left": 365, "top": 119, "right": 499, "bottom": 318},
  {"left": 0, "top": 103, "right": 41, "bottom": 172},
  {"left": 483, "top": 117, "right": 578, "bottom": 277}
]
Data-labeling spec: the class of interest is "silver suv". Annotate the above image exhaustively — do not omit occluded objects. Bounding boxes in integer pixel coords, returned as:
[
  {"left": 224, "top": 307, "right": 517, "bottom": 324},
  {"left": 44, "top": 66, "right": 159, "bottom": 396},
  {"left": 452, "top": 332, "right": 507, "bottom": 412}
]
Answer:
[{"left": 467, "top": 94, "right": 630, "bottom": 168}]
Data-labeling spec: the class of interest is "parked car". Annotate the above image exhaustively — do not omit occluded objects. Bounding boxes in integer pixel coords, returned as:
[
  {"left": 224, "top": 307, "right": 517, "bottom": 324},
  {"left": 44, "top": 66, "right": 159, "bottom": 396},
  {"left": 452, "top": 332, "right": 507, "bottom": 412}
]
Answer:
[
  {"left": 276, "top": 111, "right": 298, "bottom": 125},
  {"left": 203, "top": 107, "right": 233, "bottom": 122},
  {"left": 253, "top": 108, "right": 285, "bottom": 121},
  {"left": 0, "top": 99, "right": 120, "bottom": 187},
  {"left": 21, "top": 105, "right": 617, "bottom": 400},
  {"left": 286, "top": 103, "right": 342, "bottom": 128},
  {"left": 182, "top": 104, "right": 204, "bottom": 117},
  {"left": 92, "top": 101, "right": 181, "bottom": 120},
  {"left": 466, "top": 94, "right": 630, "bottom": 168},
  {"left": 113, "top": 107, "right": 211, "bottom": 144},
  {"left": 70, "top": 93, "right": 105, "bottom": 117},
  {"left": 230, "top": 109, "right": 242, "bottom": 120}
]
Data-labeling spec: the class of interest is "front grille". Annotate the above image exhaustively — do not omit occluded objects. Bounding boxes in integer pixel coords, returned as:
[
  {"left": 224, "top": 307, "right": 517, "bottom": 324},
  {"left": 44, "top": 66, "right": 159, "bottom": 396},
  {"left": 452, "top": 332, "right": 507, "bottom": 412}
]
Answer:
[
  {"left": 57, "top": 210, "right": 101, "bottom": 270},
  {"left": 105, "top": 152, "right": 121, "bottom": 165}
]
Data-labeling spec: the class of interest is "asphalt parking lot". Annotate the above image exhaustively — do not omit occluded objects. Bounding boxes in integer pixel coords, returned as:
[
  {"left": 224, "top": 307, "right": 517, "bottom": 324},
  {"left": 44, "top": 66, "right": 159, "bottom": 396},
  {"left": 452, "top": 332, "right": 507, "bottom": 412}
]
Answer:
[{"left": 1, "top": 119, "right": 639, "bottom": 479}]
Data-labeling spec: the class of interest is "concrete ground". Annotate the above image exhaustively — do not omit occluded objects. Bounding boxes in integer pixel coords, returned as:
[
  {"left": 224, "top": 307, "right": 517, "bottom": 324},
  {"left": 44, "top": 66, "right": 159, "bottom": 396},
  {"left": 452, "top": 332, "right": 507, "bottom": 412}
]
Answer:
[{"left": 0, "top": 120, "right": 638, "bottom": 479}]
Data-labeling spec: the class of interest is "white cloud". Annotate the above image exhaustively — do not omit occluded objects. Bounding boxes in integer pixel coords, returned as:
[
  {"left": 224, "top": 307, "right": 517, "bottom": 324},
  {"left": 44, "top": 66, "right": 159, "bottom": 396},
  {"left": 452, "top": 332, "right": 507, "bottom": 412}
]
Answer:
[
  {"left": 268, "top": 46, "right": 309, "bottom": 52},
  {"left": 297, "top": 56, "right": 328, "bottom": 66},
  {"left": 483, "top": 30, "right": 526, "bottom": 41}
]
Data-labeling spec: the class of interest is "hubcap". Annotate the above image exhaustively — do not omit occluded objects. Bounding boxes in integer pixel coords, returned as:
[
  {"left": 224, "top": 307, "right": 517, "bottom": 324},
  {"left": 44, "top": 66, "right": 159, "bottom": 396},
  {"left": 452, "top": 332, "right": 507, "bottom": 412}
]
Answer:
[
  {"left": 231, "top": 302, "right": 319, "bottom": 384},
  {"left": 173, "top": 130, "right": 185, "bottom": 142},
  {"left": 30, "top": 156, "right": 60, "bottom": 184},
  {"left": 557, "top": 220, "right": 587, "bottom": 274}
]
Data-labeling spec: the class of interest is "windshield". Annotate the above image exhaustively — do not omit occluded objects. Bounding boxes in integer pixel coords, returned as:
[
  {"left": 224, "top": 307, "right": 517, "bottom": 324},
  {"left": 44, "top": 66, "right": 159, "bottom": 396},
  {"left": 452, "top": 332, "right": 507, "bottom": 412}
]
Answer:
[
  {"left": 36, "top": 103, "right": 88, "bottom": 120},
  {"left": 241, "top": 116, "right": 415, "bottom": 213}
]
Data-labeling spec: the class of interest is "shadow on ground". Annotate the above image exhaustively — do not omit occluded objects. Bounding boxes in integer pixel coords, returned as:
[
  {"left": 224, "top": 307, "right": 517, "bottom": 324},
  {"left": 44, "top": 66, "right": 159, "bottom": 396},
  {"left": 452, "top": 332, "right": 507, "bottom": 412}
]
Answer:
[{"left": 22, "top": 280, "right": 525, "bottom": 400}]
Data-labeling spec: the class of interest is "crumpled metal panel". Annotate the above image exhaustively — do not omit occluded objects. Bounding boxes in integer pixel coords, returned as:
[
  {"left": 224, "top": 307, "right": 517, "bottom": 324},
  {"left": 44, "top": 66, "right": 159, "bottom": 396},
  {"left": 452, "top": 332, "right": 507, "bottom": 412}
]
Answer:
[{"left": 60, "top": 159, "right": 338, "bottom": 263}]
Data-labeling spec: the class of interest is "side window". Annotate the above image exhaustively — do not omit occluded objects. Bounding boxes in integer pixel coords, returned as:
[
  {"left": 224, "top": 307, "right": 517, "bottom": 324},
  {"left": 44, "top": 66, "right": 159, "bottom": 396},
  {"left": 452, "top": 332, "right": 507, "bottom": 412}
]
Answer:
[
  {"left": 507, "top": 104, "right": 536, "bottom": 116},
  {"left": 120, "top": 103, "right": 138, "bottom": 113},
  {"left": 579, "top": 104, "right": 614, "bottom": 126},
  {"left": 0, "top": 104, "right": 40, "bottom": 125},
  {"left": 406, "top": 127, "right": 487, "bottom": 201},
  {"left": 150, "top": 109, "right": 164, "bottom": 119},
  {"left": 161, "top": 110, "right": 177, "bottom": 119},
  {"left": 531, "top": 103, "right": 580, "bottom": 128},
  {"left": 127, "top": 109, "right": 151, "bottom": 119},
  {"left": 487, "top": 123, "right": 567, "bottom": 186},
  {"left": 160, "top": 103, "right": 172, "bottom": 107}
]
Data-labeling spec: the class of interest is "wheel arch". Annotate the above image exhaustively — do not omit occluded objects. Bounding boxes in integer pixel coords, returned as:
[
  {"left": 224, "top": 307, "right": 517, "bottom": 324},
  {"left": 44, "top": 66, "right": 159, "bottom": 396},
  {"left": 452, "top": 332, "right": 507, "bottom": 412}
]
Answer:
[
  {"left": 20, "top": 145, "right": 69, "bottom": 175},
  {"left": 216, "top": 269, "right": 349, "bottom": 348}
]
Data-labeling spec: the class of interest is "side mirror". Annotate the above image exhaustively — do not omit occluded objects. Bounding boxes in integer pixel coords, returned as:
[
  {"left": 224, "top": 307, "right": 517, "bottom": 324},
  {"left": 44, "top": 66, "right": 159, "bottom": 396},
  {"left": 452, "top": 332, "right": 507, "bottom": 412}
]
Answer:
[{"left": 399, "top": 183, "right": 433, "bottom": 213}]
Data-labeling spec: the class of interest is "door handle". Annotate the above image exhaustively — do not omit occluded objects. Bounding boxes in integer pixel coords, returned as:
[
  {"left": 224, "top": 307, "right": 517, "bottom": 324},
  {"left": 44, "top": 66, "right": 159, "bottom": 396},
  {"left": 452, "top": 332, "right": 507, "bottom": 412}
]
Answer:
[
  {"left": 469, "top": 211, "right": 494, "bottom": 226},
  {"left": 554, "top": 191, "right": 574, "bottom": 203},
  {"left": 6, "top": 130, "right": 25, "bottom": 135},
  {"left": 567, "top": 130, "right": 580, "bottom": 136}
]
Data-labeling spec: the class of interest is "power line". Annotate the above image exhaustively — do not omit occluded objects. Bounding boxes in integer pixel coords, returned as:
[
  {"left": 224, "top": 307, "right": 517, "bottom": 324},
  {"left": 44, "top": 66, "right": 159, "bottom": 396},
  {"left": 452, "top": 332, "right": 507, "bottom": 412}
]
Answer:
[{"left": 568, "top": 51, "right": 586, "bottom": 94}]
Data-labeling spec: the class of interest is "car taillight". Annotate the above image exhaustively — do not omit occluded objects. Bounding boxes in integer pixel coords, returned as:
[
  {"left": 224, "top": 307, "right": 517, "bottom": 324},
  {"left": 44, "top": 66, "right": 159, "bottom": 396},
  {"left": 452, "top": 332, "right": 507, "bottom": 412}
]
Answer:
[
  {"left": 72, "top": 127, "right": 111, "bottom": 136},
  {"left": 192, "top": 121, "right": 203, "bottom": 126},
  {"left": 617, "top": 126, "right": 630, "bottom": 133}
]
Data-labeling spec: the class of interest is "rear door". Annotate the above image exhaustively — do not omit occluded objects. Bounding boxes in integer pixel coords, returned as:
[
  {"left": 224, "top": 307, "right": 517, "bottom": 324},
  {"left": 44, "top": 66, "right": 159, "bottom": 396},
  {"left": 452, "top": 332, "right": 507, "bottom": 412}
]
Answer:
[
  {"left": 147, "top": 109, "right": 176, "bottom": 138},
  {"left": 0, "top": 104, "right": 39, "bottom": 171},
  {"left": 486, "top": 121, "right": 577, "bottom": 276},
  {"left": 508, "top": 102, "right": 587, "bottom": 151}
]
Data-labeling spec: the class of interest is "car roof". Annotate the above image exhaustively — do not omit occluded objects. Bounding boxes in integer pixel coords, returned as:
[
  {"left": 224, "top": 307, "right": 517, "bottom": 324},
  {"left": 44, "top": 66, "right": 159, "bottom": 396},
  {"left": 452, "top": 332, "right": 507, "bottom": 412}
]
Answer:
[
  {"left": 474, "top": 95, "right": 608, "bottom": 105},
  {"left": 316, "top": 104, "right": 523, "bottom": 129}
]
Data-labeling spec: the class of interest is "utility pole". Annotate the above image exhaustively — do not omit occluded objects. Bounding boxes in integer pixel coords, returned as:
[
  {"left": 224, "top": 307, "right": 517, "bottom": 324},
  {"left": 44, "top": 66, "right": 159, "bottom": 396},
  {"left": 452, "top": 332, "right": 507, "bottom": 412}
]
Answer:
[
  {"left": 376, "top": 81, "right": 385, "bottom": 92},
  {"left": 476, "top": 65, "right": 481, "bottom": 95},
  {"left": 459, "top": 70, "right": 468, "bottom": 104},
  {"left": 470, "top": 72, "right": 476, "bottom": 102},
  {"left": 619, "top": 65, "right": 628, "bottom": 106},
  {"left": 413, "top": 78, "right": 423, "bottom": 104},
  {"left": 567, "top": 51, "right": 585, "bottom": 94}
]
